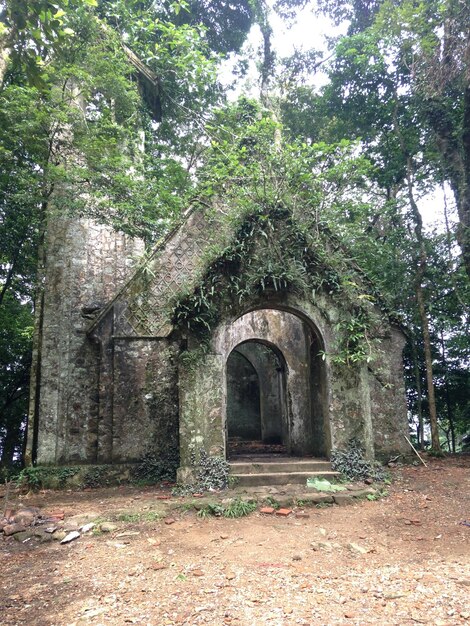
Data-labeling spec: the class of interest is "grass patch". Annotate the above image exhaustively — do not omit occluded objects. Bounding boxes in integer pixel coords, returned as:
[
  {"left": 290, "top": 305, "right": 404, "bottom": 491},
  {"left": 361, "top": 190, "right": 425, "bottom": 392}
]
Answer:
[
  {"left": 112, "top": 511, "right": 160, "bottom": 523},
  {"left": 196, "top": 497, "right": 257, "bottom": 519}
]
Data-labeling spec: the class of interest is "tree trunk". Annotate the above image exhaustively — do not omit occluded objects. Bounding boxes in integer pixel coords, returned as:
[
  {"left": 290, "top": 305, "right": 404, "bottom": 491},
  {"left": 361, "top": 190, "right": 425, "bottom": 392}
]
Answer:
[
  {"left": 414, "top": 281, "right": 440, "bottom": 451},
  {"left": 403, "top": 157, "right": 441, "bottom": 452},
  {"left": 392, "top": 98, "right": 441, "bottom": 451},
  {"left": 440, "top": 329, "right": 456, "bottom": 453},
  {"left": 410, "top": 337, "right": 424, "bottom": 447}
]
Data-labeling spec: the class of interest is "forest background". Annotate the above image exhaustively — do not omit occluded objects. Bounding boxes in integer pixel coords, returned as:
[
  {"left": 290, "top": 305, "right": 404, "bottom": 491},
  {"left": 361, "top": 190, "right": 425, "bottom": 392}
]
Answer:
[{"left": 0, "top": 0, "right": 469, "bottom": 470}]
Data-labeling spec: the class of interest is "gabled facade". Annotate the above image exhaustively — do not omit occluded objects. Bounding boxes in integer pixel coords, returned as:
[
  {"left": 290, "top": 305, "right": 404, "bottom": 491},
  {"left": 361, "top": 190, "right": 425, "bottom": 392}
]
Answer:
[{"left": 28, "top": 205, "right": 409, "bottom": 479}]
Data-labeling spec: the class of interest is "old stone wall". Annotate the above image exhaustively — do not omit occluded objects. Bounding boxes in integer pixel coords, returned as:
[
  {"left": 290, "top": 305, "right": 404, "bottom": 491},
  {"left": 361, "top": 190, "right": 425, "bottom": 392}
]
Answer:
[
  {"left": 111, "top": 339, "right": 179, "bottom": 464},
  {"left": 370, "top": 327, "right": 409, "bottom": 459},
  {"left": 35, "top": 216, "right": 143, "bottom": 464}
]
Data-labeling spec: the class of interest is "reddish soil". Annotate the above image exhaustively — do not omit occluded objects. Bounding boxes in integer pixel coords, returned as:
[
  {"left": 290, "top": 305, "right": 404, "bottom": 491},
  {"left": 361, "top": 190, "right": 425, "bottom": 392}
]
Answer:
[{"left": 1, "top": 456, "right": 469, "bottom": 626}]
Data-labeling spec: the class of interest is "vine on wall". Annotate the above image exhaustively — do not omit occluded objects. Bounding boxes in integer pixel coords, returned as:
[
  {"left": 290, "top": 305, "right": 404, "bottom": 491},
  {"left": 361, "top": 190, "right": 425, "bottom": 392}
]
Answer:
[{"left": 171, "top": 206, "right": 391, "bottom": 367}]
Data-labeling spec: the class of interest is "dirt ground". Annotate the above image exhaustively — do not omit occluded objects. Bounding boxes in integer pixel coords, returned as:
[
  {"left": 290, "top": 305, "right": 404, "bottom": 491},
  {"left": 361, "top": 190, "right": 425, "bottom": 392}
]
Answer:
[{"left": 1, "top": 456, "right": 469, "bottom": 626}]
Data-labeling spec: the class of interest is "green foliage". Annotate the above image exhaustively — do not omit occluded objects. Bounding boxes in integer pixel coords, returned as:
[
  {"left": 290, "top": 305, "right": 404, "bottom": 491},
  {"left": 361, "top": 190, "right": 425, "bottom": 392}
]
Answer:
[
  {"left": 81, "top": 466, "right": 111, "bottom": 489},
  {"left": 196, "top": 501, "right": 224, "bottom": 518},
  {"left": 223, "top": 497, "right": 257, "bottom": 518},
  {"left": 132, "top": 451, "right": 179, "bottom": 484},
  {"left": 366, "top": 488, "right": 389, "bottom": 501},
  {"left": 0, "top": 0, "right": 228, "bottom": 465},
  {"left": 18, "top": 465, "right": 81, "bottom": 490},
  {"left": 263, "top": 496, "right": 280, "bottom": 510},
  {"left": 1, "top": 0, "right": 99, "bottom": 87},
  {"left": 197, "top": 497, "right": 256, "bottom": 519},
  {"left": 173, "top": 448, "right": 230, "bottom": 495},
  {"left": 331, "top": 439, "right": 388, "bottom": 482},
  {"left": 173, "top": 196, "right": 388, "bottom": 368},
  {"left": 195, "top": 448, "right": 230, "bottom": 491},
  {"left": 113, "top": 511, "right": 160, "bottom": 523}
]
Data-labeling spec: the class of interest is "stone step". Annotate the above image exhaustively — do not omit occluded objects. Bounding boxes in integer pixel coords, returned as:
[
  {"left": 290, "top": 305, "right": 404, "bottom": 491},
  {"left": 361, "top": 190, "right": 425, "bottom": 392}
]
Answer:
[
  {"left": 230, "top": 470, "right": 341, "bottom": 487},
  {"left": 230, "top": 460, "right": 333, "bottom": 475}
]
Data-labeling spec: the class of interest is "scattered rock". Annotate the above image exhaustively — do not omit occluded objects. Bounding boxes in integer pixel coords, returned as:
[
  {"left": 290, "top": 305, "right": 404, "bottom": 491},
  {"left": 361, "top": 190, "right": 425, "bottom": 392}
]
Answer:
[
  {"left": 13, "top": 510, "right": 36, "bottom": 526},
  {"left": 348, "top": 543, "right": 368, "bottom": 555},
  {"left": 80, "top": 522, "right": 96, "bottom": 533},
  {"left": 3, "top": 509, "right": 13, "bottom": 521},
  {"left": 333, "top": 494, "right": 354, "bottom": 506},
  {"left": 43, "top": 510, "right": 65, "bottom": 521},
  {"left": 13, "top": 531, "right": 34, "bottom": 542},
  {"left": 52, "top": 530, "right": 67, "bottom": 541},
  {"left": 164, "top": 517, "right": 176, "bottom": 525},
  {"left": 192, "top": 569, "right": 204, "bottom": 577},
  {"left": 147, "top": 537, "right": 160, "bottom": 546},
  {"left": 295, "top": 512, "right": 309, "bottom": 519},
  {"left": 311, "top": 541, "right": 333, "bottom": 552},
  {"left": 99, "top": 522, "right": 117, "bottom": 533},
  {"left": 3, "top": 523, "right": 26, "bottom": 536},
  {"left": 60, "top": 531, "right": 81, "bottom": 544}
]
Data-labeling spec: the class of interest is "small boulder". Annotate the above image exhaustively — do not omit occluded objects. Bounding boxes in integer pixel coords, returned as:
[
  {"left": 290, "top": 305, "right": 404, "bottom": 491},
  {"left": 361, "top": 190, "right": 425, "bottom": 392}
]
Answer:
[
  {"left": 14, "top": 531, "right": 34, "bottom": 542},
  {"left": 13, "top": 510, "right": 36, "bottom": 526},
  {"left": 52, "top": 530, "right": 67, "bottom": 541},
  {"left": 60, "top": 530, "right": 80, "bottom": 544},
  {"left": 3, "top": 523, "right": 27, "bottom": 536},
  {"left": 99, "top": 522, "right": 117, "bottom": 533}
]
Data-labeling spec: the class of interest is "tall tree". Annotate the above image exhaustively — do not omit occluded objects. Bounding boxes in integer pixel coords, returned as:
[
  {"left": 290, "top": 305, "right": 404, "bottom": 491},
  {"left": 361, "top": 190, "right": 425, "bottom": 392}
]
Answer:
[
  {"left": 316, "top": 0, "right": 470, "bottom": 280},
  {"left": 0, "top": 0, "right": 230, "bottom": 466}
]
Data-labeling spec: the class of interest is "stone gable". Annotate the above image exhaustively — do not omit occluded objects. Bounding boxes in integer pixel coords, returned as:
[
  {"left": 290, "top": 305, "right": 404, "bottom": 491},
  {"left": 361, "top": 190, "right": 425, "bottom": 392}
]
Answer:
[{"left": 30, "top": 204, "right": 409, "bottom": 476}]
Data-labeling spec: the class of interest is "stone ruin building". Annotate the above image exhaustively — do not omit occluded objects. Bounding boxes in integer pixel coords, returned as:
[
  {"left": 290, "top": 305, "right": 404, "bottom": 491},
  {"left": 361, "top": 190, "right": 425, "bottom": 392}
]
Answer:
[{"left": 26, "top": 203, "right": 410, "bottom": 483}]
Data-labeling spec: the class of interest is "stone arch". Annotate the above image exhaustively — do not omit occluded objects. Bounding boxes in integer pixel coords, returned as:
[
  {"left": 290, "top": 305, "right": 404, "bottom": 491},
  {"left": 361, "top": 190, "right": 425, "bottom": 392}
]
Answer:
[
  {"left": 177, "top": 305, "right": 332, "bottom": 481},
  {"left": 213, "top": 308, "right": 330, "bottom": 458}
]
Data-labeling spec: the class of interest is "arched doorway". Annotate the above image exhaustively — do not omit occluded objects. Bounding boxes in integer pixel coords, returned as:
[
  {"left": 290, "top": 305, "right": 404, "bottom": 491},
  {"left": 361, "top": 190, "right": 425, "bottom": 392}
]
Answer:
[
  {"left": 221, "top": 308, "right": 330, "bottom": 459},
  {"left": 226, "top": 340, "right": 287, "bottom": 457}
]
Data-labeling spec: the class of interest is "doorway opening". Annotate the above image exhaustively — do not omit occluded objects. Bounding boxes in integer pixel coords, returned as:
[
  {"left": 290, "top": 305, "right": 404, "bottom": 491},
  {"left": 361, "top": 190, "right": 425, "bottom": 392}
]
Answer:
[{"left": 226, "top": 340, "right": 287, "bottom": 458}]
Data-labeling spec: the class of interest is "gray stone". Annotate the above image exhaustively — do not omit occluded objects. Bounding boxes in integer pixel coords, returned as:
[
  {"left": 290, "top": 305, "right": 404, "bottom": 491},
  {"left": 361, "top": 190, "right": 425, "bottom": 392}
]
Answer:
[
  {"left": 52, "top": 530, "right": 67, "bottom": 541},
  {"left": 348, "top": 542, "right": 368, "bottom": 554},
  {"left": 13, "top": 531, "right": 34, "bottom": 542},
  {"left": 28, "top": 204, "right": 409, "bottom": 480},
  {"left": 3, "top": 523, "right": 26, "bottom": 536},
  {"left": 13, "top": 511, "right": 35, "bottom": 526},
  {"left": 80, "top": 522, "right": 96, "bottom": 533},
  {"left": 99, "top": 522, "right": 117, "bottom": 533},
  {"left": 60, "top": 531, "right": 81, "bottom": 544},
  {"left": 333, "top": 494, "right": 354, "bottom": 506}
]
